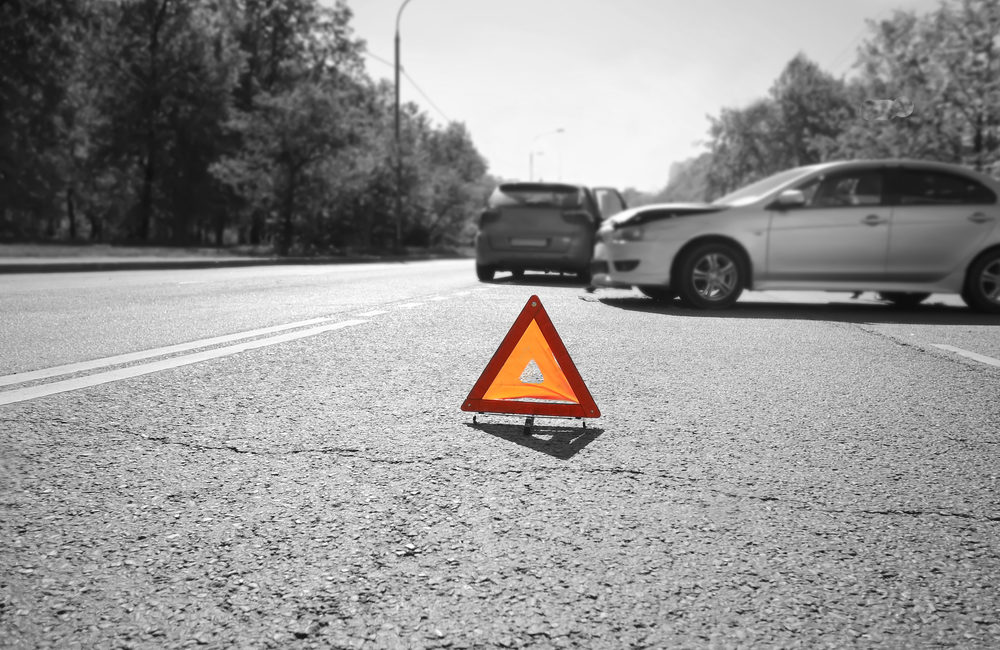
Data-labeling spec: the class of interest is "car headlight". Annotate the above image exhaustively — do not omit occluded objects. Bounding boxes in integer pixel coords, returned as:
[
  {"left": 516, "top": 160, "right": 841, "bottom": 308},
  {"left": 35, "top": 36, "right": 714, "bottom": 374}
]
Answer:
[{"left": 610, "top": 225, "right": 643, "bottom": 243}]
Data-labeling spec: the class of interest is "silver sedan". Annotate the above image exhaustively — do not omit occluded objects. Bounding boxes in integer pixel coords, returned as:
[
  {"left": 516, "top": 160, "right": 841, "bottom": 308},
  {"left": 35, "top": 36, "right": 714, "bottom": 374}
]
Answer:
[{"left": 591, "top": 159, "right": 1000, "bottom": 312}]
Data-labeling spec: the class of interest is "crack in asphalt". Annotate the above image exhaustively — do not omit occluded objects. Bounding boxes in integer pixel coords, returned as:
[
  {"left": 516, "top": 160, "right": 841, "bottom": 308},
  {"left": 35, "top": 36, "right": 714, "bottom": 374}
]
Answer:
[
  {"left": 584, "top": 469, "right": 1000, "bottom": 523},
  {"left": 141, "top": 435, "right": 444, "bottom": 465},
  {"left": 854, "top": 324, "right": 935, "bottom": 354},
  {"left": 853, "top": 508, "right": 1000, "bottom": 522},
  {"left": 855, "top": 324, "right": 999, "bottom": 373},
  {"left": 143, "top": 435, "right": 363, "bottom": 457}
]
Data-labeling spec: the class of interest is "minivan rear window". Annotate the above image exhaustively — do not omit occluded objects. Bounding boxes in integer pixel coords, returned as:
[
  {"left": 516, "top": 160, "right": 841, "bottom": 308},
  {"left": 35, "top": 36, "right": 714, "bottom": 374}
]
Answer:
[{"left": 489, "top": 184, "right": 584, "bottom": 209}]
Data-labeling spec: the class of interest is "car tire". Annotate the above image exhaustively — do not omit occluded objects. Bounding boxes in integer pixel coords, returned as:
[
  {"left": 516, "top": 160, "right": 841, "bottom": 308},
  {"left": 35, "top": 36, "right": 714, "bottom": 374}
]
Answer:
[
  {"left": 639, "top": 285, "right": 675, "bottom": 302},
  {"left": 577, "top": 268, "right": 592, "bottom": 284},
  {"left": 511, "top": 269, "right": 524, "bottom": 280},
  {"left": 878, "top": 292, "right": 931, "bottom": 307},
  {"left": 962, "top": 249, "right": 1000, "bottom": 314},
  {"left": 476, "top": 264, "right": 495, "bottom": 282},
  {"left": 675, "top": 242, "right": 745, "bottom": 310}
]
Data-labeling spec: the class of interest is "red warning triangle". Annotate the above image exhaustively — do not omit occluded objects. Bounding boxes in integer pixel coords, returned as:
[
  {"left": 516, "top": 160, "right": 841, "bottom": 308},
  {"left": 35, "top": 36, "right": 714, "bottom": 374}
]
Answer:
[{"left": 462, "top": 295, "right": 600, "bottom": 418}]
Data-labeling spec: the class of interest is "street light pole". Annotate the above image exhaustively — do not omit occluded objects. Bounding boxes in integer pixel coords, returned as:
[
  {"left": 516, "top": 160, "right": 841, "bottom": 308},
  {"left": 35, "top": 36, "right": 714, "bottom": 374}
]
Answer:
[
  {"left": 529, "top": 151, "right": 544, "bottom": 182},
  {"left": 394, "top": 0, "right": 414, "bottom": 251},
  {"left": 527, "top": 128, "right": 564, "bottom": 181}
]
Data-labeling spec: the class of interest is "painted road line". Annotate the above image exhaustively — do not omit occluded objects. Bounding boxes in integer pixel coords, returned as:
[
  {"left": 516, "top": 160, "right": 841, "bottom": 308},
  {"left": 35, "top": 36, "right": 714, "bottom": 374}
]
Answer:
[
  {"left": 0, "top": 317, "right": 334, "bottom": 388},
  {"left": 931, "top": 344, "right": 1000, "bottom": 368},
  {"left": 355, "top": 310, "right": 388, "bottom": 317},
  {"left": 0, "top": 320, "right": 367, "bottom": 406},
  {"left": 428, "top": 296, "right": 448, "bottom": 301},
  {"left": 396, "top": 302, "right": 424, "bottom": 309}
]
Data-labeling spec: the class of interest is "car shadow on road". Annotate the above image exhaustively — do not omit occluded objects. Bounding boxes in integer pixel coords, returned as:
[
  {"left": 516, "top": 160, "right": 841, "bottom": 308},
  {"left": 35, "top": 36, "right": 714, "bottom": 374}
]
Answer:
[
  {"left": 464, "top": 420, "right": 603, "bottom": 460},
  {"left": 487, "top": 272, "right": 588, "bottom": 288},
  {"left": 595, "top": 295, "right": 1000, "bottom": 326}
]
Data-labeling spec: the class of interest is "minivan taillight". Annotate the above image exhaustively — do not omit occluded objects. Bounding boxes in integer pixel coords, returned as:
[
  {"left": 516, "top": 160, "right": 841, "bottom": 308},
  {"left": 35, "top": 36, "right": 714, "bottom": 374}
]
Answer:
[
  {"left": 479, "top": 210, "right": 500, "bottom": 227},
  {"left": 561, "top": 211, "right": 594, "bottom": 226}
]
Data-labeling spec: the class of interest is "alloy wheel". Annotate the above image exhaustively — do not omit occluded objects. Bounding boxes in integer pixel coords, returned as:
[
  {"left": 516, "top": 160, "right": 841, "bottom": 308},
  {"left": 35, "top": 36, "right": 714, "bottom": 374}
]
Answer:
[
  {"left": 691, "top": 252, "right": 738, "bottom": 301},
  {"left": 978, "top": 258, "right": 1000, "bottom": 306}
]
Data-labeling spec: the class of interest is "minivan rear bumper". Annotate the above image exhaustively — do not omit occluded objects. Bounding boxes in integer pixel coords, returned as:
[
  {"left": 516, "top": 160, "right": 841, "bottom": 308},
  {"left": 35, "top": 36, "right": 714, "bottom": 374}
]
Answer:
[{"left": 476, "top": 233, "right": 593, "bottom": 272}]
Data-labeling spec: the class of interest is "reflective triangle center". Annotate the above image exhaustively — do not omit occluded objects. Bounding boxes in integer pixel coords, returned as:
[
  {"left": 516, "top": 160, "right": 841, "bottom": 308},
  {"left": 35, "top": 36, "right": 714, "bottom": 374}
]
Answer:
[
  {"left": 519, "top": 359, "right": 544, "bottom": 383},
  {"left": 481, "top": 320, "right": 580, "bottom": 403}
]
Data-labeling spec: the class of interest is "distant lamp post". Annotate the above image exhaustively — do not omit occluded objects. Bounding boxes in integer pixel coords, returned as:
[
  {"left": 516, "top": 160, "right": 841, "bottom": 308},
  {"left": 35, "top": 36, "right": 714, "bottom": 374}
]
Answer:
[
  {"left": 528, "top": 128, "right": 564, "bottom": 181},
  {"left": 394, "top": 0, "right": 415, "bottom": 251}
]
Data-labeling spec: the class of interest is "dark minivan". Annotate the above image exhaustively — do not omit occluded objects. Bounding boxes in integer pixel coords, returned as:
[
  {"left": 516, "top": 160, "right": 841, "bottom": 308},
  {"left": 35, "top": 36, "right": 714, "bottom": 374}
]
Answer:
[{"left": 475, "top": 182, "right": 626, "bottom": 282}]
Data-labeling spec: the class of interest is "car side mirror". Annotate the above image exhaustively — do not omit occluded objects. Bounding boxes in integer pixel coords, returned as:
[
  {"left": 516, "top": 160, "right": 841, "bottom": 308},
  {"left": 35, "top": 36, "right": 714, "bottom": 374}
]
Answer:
[{"left": 774, "top": 189, "right": 806, "bottom": 209}]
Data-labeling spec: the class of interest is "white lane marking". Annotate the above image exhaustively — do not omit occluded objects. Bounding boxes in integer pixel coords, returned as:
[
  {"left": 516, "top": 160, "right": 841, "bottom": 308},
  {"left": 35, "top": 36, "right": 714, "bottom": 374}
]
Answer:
[
  {"left": 931, "top": 344, "right": 1000, "bottom": 368},
  {"left": 0, "top": 317, "right": 334, "bottom": 388},
  {"left": 453, "top": 291, "right": 471, "bottom": 297},
  {"left": 0, "top": 320, "right": 367, "bottom": 406},
  {"left": 178, "top": 281, "right": 205, "bottom": 285},
  {"left": 428, "top": 296, "right": 448, "bottom": 301},
  {"left": 396, "top": 302, "right": 423, "bottom": 309},
  {"left": 355, "top": 310, "right": 388, "bottom": 317}
]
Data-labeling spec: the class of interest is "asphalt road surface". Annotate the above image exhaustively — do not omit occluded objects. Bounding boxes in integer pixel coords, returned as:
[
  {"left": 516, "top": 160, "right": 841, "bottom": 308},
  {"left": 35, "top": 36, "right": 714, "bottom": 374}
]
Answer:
[{"left": 2, "top": 261, "right": 999, "bottom": 649}]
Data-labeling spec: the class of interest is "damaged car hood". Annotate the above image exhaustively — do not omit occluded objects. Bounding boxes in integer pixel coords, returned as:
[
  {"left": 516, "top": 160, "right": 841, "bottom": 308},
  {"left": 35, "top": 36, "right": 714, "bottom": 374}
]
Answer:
[{"left": 607, "top": 202, "right": 729, "bottom": 228}]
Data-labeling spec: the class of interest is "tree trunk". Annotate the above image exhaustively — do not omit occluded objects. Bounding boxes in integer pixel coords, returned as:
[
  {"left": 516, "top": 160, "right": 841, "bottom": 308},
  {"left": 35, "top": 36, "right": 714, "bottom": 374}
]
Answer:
[
  {"left": 88, "top": 212, "right": 103, "bottom": 242},
  {"left": 249, "top": 212, "right": 262, "bottom": 245},
  {"left": 138, "top": 0, "right": 169, "bottom": 242},
  {"left": 280, "top": 170, "right": 296, "bottom": 256},
  {"left": 139, "top": 148, "right": 155, "bottom": 241},
  {"left": 66, "top": 187, "right": 76, "bottom": 241},
  {"left": 214, "top": 210, "right": 226, "bottom": 247}
]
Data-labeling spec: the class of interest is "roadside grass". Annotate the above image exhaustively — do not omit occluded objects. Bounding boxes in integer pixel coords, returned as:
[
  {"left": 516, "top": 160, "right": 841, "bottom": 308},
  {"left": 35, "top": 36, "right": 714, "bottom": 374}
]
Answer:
[
  {"left": 0, "top": 243, "right": 265, "bottom": 258},
  {"left": 0, "top": 242, "right": 473, "bottom": 259}
]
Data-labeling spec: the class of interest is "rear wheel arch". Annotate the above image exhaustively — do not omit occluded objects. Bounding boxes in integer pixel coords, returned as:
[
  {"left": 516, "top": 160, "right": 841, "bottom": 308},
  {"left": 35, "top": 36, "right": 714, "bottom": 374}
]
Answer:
[
  {"left": 966, "top": 244, "right": 1000, "bottom": 277},
  {"left": 962, "top": 244, "right": 1000, "bottom": 313}
]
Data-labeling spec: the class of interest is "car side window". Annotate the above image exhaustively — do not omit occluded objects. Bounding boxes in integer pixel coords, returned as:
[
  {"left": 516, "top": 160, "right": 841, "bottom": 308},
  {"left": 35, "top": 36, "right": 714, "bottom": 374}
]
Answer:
[
  {"left": 796, "top": 171, "right": 883, "bottom": 208},
  {"left": 891, "top": 170, "right": 997, "bottom": 205}
]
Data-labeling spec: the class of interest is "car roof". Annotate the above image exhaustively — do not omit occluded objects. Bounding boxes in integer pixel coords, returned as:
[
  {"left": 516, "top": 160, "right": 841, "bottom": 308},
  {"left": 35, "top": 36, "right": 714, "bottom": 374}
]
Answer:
[
  {"left": 741, "top": 159, "right": 1000, "bottom": 196},
  {"left": 811, "top": 159, "right": 1000, "bottom": 187}
]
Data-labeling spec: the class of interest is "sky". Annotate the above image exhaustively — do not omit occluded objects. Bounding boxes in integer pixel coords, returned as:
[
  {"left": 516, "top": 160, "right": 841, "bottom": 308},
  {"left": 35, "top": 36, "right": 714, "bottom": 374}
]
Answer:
[{"left": 339, "top": 0, "right": 944, "bottom": 192}]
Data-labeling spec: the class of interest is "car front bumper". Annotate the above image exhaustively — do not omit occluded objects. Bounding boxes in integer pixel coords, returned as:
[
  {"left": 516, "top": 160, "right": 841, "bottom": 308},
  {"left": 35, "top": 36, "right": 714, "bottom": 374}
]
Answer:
[{"left": 590, "top": 240, "right": 678, "bottom": 288}]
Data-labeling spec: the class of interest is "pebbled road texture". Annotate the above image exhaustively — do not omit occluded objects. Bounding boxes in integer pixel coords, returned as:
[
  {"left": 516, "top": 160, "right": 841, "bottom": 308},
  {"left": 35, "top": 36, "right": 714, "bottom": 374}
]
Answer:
[{"left": 2, "top": 274, "right": 999, "bottom": 648}]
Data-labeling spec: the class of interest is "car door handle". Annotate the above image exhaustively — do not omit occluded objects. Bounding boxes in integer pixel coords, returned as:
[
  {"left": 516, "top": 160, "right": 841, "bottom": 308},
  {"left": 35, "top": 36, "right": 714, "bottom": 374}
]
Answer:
[
  {"left": 862, "top": 214, "right": 888, "bottom": 226},
  {"left": 968, "top": 212, "right": 995, "bottom": 224}
]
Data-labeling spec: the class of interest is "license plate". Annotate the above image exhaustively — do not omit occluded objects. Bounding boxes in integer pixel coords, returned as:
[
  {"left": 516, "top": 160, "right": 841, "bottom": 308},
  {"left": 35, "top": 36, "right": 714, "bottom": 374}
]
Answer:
[{"left": 510, "top": 237, "right": 548, "bottom": 247}]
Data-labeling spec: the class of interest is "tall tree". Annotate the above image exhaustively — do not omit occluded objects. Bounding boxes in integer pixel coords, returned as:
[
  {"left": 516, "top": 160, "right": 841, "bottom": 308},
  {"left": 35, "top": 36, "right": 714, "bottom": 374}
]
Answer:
[
  {"left": 927, "top": 0, "right": 1000, "bottom": 172},
  {"left": 84, "top": 0, "right": 242, "bottom": 243},
  {"left": 768, "top": 53, "right": 852, "bottom": 167},
  {"left": 1, "top": 0, "right": 493, "bottom": 252},
  {"left": 829, "top": 0, "right": 999, "bottom": 172},
  {"left": 212, "top": 80, "right": 363, "bottom": 254},
  {"left": 652, "top": 152, "right": 712, "bottom": 203},
  {"left": 705, "top": 99, "right": 783, "bottom": 197},
  {"left": 832, "top": 8, "right": 963, "bottom": 162},
  {"left": 411, "top": 121, "right": 488, "bottom": 247},
  {"left": 0, "top": 0, "right": 83, "bottom": 238}
]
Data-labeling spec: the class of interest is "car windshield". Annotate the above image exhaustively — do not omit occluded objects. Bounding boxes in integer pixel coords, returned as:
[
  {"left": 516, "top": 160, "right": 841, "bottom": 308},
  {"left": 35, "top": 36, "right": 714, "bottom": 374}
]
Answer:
[
  {"left": 711, "top": 166, "right": 819, "bottom": 207},
  {"left": 491, "top": 184, "right": 584, "bottom": 208}
]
